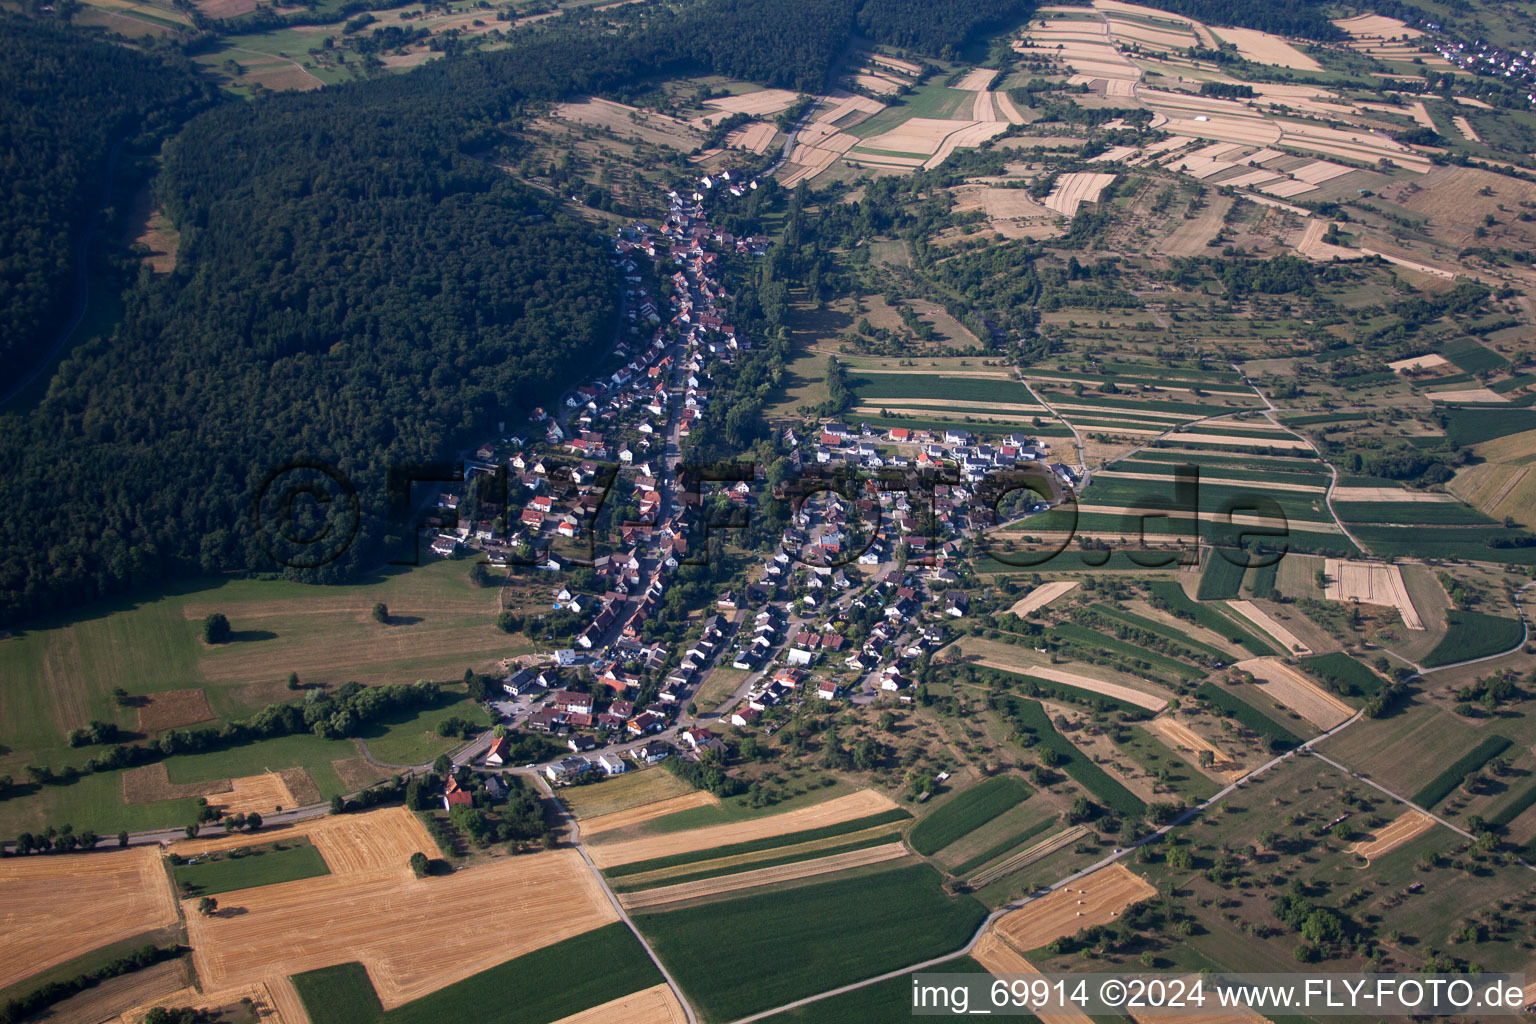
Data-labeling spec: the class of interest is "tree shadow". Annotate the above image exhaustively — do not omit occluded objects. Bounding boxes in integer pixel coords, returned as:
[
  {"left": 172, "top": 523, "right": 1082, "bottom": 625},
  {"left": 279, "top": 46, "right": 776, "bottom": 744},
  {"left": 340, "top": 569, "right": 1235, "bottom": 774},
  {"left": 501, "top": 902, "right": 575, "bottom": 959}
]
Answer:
[{"left": 227, "top": 629, "right": 277, "bottom": 643}]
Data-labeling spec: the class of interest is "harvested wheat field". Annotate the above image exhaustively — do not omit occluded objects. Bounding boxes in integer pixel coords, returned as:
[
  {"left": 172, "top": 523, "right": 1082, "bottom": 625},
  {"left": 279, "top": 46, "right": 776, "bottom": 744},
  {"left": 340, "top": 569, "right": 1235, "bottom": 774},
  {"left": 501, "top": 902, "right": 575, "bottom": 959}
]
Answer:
[
  {"left": 137, "top": 688, "right": 214, "bottom": 732},
  {"left": 1009, "top": 580, "right": 1080, "bottom": 617},
  {"left": 175, "top": 805, "right": 433, "bottom": 869},
  {"left": 954, "top": 68, "right": 998, "bottom": 91},
  {"left": 724, "top": 122, "right": 776, "bottom": 154},
  {"left": 1012, "top": 664, "right": 1169, "bottom": 711},
  {"left": 1212, "top": 26, "right": 1320, "bottom": 70},
  {"left": 580, "top": 791, "right": 721, "bottom": 836},
  {"left": 1236, "top": 657, "right": 1352, "bottom": 730},
  {"left": 1226, "top": 600, "right": 1312, "bottom": 655},
  {"left": 1388, "top": 353, "right": 1450, "bottom": 373},
  {"left": 1323, "top": 559, "right": 1423, "bottom": 629},
  {"left": 1044, "top": 172, "right": 1117, "bottom": 216},
  {"left": 122, "top": 981, "right": 285, "bottom": 1024},
  {"left": 925, "top": 121, "right": 1010, "bottom": 170},
  {"left": 703, "top": 88, "right": 799, "bottom": 118},
  {"left": 972, "top": 935, "right": 1095, "bottom": 1024},
  {"left": 549, "top": 984, "right": 687, "bottom": 1024},
  {"left": 554, "top": 98, "right": 698, "bottom": 150},
  {"left": 994, "top": 864, "right": 1157, "bottom": 952},
  {"left": 207, "top": 772, "right": 300, "bottom": 816},
  {"left": 0, "top": 845, "right": 179, "bottom": 990},
  {"left": 1349, "top": 810, "right": 1435, "bottom": 862},
  {"left": 585, "top": 789, "right": 898, "bottom": 868},
  {"left": 1430, "top": 388, "right": 1507, "bottom": 403},
  {"left": 1332, "top": 13, "right": 1421, "bottom": 39},
  {"left": 185, "top": 838, "right": 616, "bottom": 1007},
  {"left": 617, "top": 843, "right": 911, "bottom": 909},
  {"left": 863, "top": 117, "right": 968, "bottom": 156},
  {"left": 970, "top": 826, "right": 1087, "bottom": 888}
]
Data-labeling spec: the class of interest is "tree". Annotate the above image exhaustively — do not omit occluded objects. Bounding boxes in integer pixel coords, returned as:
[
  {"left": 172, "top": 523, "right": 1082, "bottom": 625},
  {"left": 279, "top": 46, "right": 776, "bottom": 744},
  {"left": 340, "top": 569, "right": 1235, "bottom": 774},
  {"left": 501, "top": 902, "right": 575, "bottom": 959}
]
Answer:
[
  {"left": 287, "top": 671, "right": 301, "bottom": 690},
  {"left": 245, "top": 812, "right": 262, "bottom": 831},
  {"left": 202, "top": 613, "right": 231, "bottom": 644},
  {"left": 433, "top": 754, "right": 452, "bottom": 776},
  {"left": 184, "top": 823, "right": 199, "bottom": 839},
  {"left": 117, "top": 830, "right": 129, "bottom": 848},
  {"left": 197, "top": 896, "right": 218, "bottom": 917},
  {"left": 409, "top": 851, "right": 430, "bottom": 877},
  {"left": 372, "top": 602, "right": 389, "bottom": 624},
  {"left": 330, "top": 794, "right": 345, "bottom": 814}
]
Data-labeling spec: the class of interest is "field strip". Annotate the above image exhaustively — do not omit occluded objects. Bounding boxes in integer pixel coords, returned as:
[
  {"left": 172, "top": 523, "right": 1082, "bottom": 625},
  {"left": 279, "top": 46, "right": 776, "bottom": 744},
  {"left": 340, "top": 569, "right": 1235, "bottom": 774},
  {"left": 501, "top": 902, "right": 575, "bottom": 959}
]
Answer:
[
  {"left": 185, "top": 843, "right": 617, "bottom": 1008},
  {"left": 616, "top": 843, "right": 911, "bottom": 909},
  {"left": 1100, "top": 470, "right": 1323, "bottom": 493},
  {"left": 853, "top": 406, "right": 1044, "bottom": 424},
  {"left": 1226, "top": 600, "right": 1312, "bottom": 655},
  {"left": 585, "top": 790, "right": 899, "bottom": 868},
  {"left": 614, "top": 821, "right": 908, "bottom": 888},
  {"left": 1387, "top": 353, "right": 1450, "bottom": 372},
  {"left": 1146, "top": 717, "right": 1243, "bottom": 777},
  {"left": 580, "top": 791, "right": 721, "bottom": 835},
  {"left": 1162, "top": 432, "right": 1311, "bottom": 449},
  {"left": 0, "top": 845, "right": 180, "bottom": 991},
  {"left": 1235, "top": 656, "right": 1353, "bottom": 730},
  {"left": 970, "top": 826, "right": 1088, "bottom": 888},
  {"left": 209, "top": 771, "right": 299, "bottom": 816},
  {"left": 548, "top": 983, "right": 687, "bottom": 1024},
  {"left": 1348, "top": 810, "right": 1435, "bottom": 863},
  {"left": 853, "top": 397, "right": 1043, "bottom": 413},
  {"left": 265, "top": 976, "right": 313, "bottom": 1024},
  {"left": 1009, "top": 580, "right": 1080, "bottom": 616},
  {"left": 125, "top": 982, "right": 278, "bottom": 1024},
  {"left": 1072, "top": 505, "right": 1330, "bottom": 532},
  {"left": 993, "top": 863, "right": 1157, "bottom": 950},
  {"left": 854, "top": 367, "right": 1015, "bottom": 379},
  {"left": 974, "top": 660, "right": 1170, "bottom": 710},
  {"left": 972, "top": 934, "right": 1095, "bottom": 1024},
  {"left": 1043, "top": 402, "right": 1199, "bottom": 421},
  {"left": 1330, "top": 486, "right": 1455, "bottom": 502},
  {"left": 1133, "top": 1008, "right": 1272, "bottom": 1024}
]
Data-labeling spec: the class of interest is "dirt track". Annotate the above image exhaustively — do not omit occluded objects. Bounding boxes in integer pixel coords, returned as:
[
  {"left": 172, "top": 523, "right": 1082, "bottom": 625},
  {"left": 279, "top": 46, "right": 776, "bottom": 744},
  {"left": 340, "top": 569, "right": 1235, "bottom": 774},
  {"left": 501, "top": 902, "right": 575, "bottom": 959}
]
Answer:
[
  {"left": 0, "top": 845, "right": 179, "bottom": 991},
  {"left": 585, "top": 789, "right": 898, "bottom": 868}
]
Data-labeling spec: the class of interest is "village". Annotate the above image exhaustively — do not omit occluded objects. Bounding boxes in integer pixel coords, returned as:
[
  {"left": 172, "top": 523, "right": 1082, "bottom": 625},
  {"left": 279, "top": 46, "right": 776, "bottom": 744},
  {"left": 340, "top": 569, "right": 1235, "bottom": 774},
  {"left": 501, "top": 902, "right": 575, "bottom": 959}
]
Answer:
[{"left": 410, "top": 169, "right": 1070, "bottom": 793}]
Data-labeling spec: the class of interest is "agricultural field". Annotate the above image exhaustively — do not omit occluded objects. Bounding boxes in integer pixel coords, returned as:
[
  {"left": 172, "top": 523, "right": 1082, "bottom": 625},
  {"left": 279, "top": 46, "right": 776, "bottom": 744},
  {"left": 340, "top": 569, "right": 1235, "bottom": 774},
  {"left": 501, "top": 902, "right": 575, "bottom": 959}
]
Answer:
[{"left": 633, "top": 863, "right": 987, "bottom": 1022}]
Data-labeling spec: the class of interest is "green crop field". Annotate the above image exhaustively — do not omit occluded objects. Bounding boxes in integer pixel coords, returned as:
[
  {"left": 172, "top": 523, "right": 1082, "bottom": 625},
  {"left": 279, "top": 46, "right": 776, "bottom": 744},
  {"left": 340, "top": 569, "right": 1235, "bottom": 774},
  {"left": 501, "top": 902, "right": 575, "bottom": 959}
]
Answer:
[
  {"left": 1196, "top": 552, "right": 1246, "bottom": 601},
  {"left": 1333, "top": 502, "right": 1497, "bottom": 525},
  {"left": 1441, "top": 336, "right": 1509, "bottom": 374},
  {"left": 850, "top": 374, "right": 1035, "bottom": 404},
  {"left": 172, "top": 836, "right": 330, "bottom": 896},
  {"left": 1441, "top": 407, "right": 1536, "bottom": 447},
  {"left": 1299, "top": 652, "right": 1383, "bottom": 698},
  {"left": 634, "top": 863, "right": 987, "bottom": 1022},
  {"left": 609, "top": 833, "right": 902, "bottom": 893},
  {"left": 292, "top": 923, "right": 663, "bottom": 1024},
  {"left": 1421, "top": 610, "right": 1525, "bottom": 667},
  {"left": 1195, "top": 683, "right": 1303, "bottom": 749},
  {"left": 909, "top": 775, "right": 1033, "bottom": 856},
  {"left": 1409, "top": 735, "right": 1512, "bottom": 808}
]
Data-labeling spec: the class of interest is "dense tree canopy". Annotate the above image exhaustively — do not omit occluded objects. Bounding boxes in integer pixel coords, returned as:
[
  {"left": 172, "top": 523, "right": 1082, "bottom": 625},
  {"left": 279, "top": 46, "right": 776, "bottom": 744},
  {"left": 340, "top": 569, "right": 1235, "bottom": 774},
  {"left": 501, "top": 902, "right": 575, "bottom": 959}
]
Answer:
[
  {"left": 0, "top": 15, "right": 211, "bottom": 392},
  {"left": 856, "top": 0, "right": 1034, "bottom": 55}
]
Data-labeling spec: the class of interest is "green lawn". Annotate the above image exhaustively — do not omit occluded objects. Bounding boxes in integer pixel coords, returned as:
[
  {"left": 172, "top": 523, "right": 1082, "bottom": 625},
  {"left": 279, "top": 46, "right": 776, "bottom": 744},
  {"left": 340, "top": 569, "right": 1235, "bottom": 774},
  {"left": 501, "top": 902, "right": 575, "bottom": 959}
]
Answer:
[
  {"left": 357, "top": 691, "right": 491, "bottom": 765},
  {"left": 292, "top": 923, "right": 663, "bottom": 1024},
  {"left": 634, "top": 863, "right": 987, "bottom": 1022},
  {"left": 909, "top": 775, "right": 1032, "bottom": 857},
  {"left": 173, "top": 836, "right": 330, "bottom": 896}
]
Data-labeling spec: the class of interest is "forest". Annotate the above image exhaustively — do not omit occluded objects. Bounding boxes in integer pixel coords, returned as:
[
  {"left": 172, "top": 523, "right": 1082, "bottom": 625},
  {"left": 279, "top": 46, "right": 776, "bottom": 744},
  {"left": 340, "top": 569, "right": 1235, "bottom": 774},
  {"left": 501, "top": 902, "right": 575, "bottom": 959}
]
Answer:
[
  {"left": 856, "top": 0, "right": 1034, "bottom": 55},
  {"left": 0, "top": 0, "right": 906, "bottom": 626},
  {"left": 1137, "top": 0, "right": 1345, "bottom": 40},
  {"left": 0, "top": 16, "right": 212, "bottom": 394}
]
